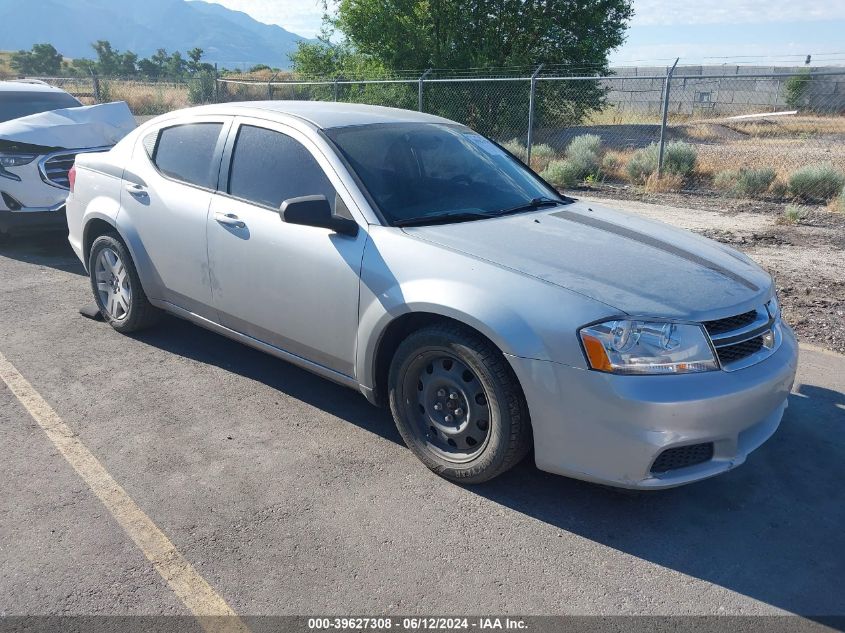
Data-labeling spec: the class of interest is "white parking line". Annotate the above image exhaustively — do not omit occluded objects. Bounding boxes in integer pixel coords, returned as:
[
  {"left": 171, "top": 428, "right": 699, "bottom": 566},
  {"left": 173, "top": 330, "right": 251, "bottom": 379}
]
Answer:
[{"left": 0, "top": 350, "right": 250, "bottom": 633}]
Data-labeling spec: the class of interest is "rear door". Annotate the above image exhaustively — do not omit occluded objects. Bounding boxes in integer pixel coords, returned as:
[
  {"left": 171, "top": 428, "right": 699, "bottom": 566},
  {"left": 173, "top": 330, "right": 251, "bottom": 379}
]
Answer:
[{"left": 121, "top": 116, "right": 230, "bottom": 319}]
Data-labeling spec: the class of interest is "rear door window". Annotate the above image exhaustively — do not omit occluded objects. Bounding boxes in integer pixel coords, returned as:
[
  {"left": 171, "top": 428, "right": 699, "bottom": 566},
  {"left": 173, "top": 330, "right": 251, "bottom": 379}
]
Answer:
[
  {"left": 227, "top": 124, "right": 335, "bottom": 210},
  {"left": 152, "top": 123, "right": 224, "bottom": 189}
]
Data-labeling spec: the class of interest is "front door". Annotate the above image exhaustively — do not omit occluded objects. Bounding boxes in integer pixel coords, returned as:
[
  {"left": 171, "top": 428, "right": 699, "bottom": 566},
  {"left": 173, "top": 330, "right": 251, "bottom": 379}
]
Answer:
[{"left": 206, "top": 120, "right": 367, "bottom": 377}]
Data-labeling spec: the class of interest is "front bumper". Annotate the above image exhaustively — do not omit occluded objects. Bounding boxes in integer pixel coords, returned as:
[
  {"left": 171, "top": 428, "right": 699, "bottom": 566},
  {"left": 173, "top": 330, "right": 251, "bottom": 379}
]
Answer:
[
  {"left": 1, "top": 159, "right": 69, "bottom": 234},
  {"left": 0, "top": 205, "right": 67, "bottom": 234},
  {"left": 508, "top": 323, "right": 798, "bottom": 489}
]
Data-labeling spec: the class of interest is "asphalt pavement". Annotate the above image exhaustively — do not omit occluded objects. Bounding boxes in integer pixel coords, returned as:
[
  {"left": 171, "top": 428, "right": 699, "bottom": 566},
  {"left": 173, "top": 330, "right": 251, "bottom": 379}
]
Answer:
[{"left": 0, "top": 233, "right": 843, "bottom": 619}]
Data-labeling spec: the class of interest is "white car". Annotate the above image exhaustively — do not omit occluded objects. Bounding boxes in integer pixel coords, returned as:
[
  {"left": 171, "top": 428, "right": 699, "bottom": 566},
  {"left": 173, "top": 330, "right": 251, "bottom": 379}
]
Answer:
[{"left": 0, "top": 80, "right": 134, "bottom": 237}]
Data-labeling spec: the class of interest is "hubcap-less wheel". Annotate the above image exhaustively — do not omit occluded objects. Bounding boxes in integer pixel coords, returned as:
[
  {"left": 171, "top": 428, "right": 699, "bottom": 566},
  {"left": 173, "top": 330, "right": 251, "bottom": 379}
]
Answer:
[
  {"left": 94, "top": 247, "right": 131, "bottom": 320},
  {"left": 403, "top": 352, "right": 491, "bottom": 463}
]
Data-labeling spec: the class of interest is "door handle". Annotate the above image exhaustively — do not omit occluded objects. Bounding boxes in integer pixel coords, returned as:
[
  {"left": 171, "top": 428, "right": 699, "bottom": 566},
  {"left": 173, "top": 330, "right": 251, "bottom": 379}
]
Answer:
[
  {"left": 214, "top": 212, "right": 246, "bottom": 229},
  {"left": 124, "top": 183, "right": 148, "bottom": 197}
]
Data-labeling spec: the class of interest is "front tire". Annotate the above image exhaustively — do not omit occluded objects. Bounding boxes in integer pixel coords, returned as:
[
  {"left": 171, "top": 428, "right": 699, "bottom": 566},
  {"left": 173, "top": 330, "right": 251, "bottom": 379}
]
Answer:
[
  {"left": 88, "top": 233, "right": 160, "bottom": 333},
  {"left": 388, "top": 323, "right": 531, "bottom": 484}
]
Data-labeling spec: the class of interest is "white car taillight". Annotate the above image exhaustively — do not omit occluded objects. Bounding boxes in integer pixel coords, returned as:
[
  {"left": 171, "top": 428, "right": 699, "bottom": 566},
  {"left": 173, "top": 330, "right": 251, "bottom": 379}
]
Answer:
[{"left": 68, "top": 164, "right": 77, "bottom": 192}]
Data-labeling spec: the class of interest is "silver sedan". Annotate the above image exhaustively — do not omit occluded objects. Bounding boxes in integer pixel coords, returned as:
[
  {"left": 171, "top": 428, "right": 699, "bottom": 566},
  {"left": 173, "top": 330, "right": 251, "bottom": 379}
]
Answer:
[{"left": 65, "top": 102, "right": 798, "bottom": 488}]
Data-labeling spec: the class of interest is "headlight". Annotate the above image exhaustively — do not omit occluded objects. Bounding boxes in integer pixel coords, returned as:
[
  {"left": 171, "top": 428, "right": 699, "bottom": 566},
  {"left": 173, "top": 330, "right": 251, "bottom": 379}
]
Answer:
[
  {"left": 579, "top": 319, "right": 718, "bottom": 375},
  {"left": 0, "top": 153, "right": 36, "bottom": 167}
]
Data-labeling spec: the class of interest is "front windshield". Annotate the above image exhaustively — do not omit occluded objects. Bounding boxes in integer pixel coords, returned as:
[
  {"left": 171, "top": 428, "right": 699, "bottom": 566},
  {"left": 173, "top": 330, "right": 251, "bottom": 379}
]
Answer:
[
  {"left": 325, "top": 123, "right": 563, "bottom": 225},
  {"left": 0, "top": 91, "right": 82, "bottom": 124}
]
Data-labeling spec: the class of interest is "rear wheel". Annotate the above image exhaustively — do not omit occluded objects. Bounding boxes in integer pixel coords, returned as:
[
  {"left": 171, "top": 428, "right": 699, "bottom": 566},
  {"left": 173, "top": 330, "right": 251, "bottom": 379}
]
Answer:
[
  {"left": 88, "top": 233, "right": 160, "bottom": 333},
  {"left": 388, "top": 323, "right": 531, "bottom": 483}
]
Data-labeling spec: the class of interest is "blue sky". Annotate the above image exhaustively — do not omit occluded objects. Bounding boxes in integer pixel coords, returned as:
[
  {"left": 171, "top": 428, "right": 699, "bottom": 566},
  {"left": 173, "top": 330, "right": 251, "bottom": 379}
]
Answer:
[{"left": 194, "top": 0, "right": 845, "bottom": 68}]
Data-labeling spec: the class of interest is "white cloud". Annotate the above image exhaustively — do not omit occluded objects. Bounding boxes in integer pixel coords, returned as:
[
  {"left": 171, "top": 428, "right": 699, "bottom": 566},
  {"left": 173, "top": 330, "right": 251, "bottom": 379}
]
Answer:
[
  {"left": 192, "top": 0, "right": 325, "bottom": 37},
  {"left": 631, "top": 0, "right": 845, "bottom": 26}
]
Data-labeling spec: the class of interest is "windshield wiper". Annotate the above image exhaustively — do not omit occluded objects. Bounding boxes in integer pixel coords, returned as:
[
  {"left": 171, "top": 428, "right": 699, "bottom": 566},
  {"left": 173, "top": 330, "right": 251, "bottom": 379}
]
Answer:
[
  {"left": 393, "top": 210, "right": 497, "bottom": 227},
  {"left": 492, "top": 196, "right": 562, "bottom": 217}
]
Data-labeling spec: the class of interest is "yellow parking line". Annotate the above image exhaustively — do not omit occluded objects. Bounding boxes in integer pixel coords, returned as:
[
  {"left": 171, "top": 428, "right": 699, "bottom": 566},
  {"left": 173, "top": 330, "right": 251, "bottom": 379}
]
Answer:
[{"left": 0, "top": 351, "right": 250, "bottom": 633}]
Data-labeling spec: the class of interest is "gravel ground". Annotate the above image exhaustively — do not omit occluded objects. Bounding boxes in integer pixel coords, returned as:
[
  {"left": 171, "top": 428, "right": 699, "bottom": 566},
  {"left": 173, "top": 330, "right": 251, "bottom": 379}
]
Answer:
[{"left": 577, "top": 189, "right": 845, "bottom": 355}]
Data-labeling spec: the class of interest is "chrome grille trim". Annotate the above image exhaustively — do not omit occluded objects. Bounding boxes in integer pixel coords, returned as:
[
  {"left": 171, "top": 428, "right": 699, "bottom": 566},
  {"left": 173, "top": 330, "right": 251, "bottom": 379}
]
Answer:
[
  {"left": 704, "top": 301, "right": 782, "bottom": 371},
  {"left": 38, "top": 146, "right": 112, "bottom": 190}
]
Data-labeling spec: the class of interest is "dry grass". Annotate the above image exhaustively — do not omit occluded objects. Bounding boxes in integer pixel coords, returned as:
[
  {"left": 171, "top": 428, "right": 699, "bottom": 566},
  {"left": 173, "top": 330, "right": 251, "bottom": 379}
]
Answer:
[
  {"left": 600, "top": 149, "right": 633, "bottom": 180},
  {"left": 101, "top": 81, "right": 190, "bottom": 114},
  {"left": 695, "top": 138, "right": 845, "bottom": 181},
  {"left": 583, "top": 106, "right": 663, "bottom": 126},
  {"left": 722, "top": 116, "right": 845, "bottom": 138},
  {"left": 644, "top": 172, "right": 684, "bottom": 193}
]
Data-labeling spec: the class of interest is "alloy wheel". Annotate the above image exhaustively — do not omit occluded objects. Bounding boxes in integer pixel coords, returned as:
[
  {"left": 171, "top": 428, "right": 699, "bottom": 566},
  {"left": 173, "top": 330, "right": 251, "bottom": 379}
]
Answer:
[{"left": 94, "top": 247, "right": 131, "bottom": 321}]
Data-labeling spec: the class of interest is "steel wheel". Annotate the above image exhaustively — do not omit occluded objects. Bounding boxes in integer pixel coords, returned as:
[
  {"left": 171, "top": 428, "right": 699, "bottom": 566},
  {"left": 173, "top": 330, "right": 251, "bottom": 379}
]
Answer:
[
  {"left": 402, "top": 351, "right": 491, "bottom": 463},
  {"left": 94, "top": 247, "right": 131, "bottom": 321}
]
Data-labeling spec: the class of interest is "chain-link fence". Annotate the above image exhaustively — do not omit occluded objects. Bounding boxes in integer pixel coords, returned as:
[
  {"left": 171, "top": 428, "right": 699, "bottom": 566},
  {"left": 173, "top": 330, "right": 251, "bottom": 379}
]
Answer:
[{"left": 9, "top": 66, "right": 845, "bottom": 204}]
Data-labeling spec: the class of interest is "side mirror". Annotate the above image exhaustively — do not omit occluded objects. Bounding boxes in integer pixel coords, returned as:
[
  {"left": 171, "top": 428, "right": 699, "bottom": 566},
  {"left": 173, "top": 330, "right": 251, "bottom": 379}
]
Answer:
[{"left": 280, "top": 195, "right": 358, "bottom": 237}]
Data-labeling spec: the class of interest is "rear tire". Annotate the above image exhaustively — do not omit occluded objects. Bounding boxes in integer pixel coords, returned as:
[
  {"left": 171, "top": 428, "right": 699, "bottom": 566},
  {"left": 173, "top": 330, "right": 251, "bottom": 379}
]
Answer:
[
  {"left": 88, "top": 233, "right": 160, "bottom": 333},
  {"left": 388, "top": 323, "right": 531, "bottom": 484}
]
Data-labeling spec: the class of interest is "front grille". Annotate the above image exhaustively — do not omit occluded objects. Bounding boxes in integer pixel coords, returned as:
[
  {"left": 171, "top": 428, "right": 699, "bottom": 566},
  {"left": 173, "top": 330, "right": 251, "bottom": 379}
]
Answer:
[
  {"left": 651, "top": 442, "right": 714, "bottom": 474},
  {"left": 715, "top": 335, "right": 765, "bottom": 365},
  {"left": 41, "top": 153, "right": 77, "bottom": 189},
  {"left": 703, "top": 309, "right": 757, "bottom": 336}
]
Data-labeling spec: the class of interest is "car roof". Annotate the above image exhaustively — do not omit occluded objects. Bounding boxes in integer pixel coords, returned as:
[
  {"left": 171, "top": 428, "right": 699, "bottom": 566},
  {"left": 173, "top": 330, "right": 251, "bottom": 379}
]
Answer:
[
  {"left": 0, "top": 80, "right": 73, "bottom": 94},
  {"left": 185, "top": 101, "right": 456, "bottom": 130}
]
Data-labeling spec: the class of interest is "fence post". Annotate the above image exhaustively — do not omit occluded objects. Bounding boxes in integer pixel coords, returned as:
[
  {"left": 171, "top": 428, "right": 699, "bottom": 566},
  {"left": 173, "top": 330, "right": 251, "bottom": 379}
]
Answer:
[
  {"left": 525, "top": 63, "right": 544, "bottom": 166},
  {"left": 214, "top": 64, "right": 220, "bottom": 103},
  {"left": 333, "top": 77, "right": 340, "bottom": 102},
  {"left": 89, "top": 68, "right": 100, "bottom": 103},
  {"left": 418, "top": 68, "right": 432, "bottom": 112},
  {"left": 267, "top": 72, "right": 279, "bottom": 100},
  {"left": 657, "top": 57, "right": 679, "bottom": 177}
]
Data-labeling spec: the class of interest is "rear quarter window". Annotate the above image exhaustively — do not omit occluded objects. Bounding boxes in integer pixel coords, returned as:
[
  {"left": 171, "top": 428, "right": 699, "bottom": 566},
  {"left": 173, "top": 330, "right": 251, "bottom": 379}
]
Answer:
[{"left": 152, "top": 123, "right": 223, "bottom": 189}]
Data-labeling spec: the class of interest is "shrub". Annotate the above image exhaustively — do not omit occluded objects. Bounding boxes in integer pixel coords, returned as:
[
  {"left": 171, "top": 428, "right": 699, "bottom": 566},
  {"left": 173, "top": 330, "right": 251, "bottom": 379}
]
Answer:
[
  {"left": 713, "top": 167, "right": 776, "bottom": 197},
  {"left": 502, "top": 138, "right": 527, "bottom": 162},
  {"left": 788, "top": 163, "right": 845, "bottom": 201},
  {"left": 664, "top": 141, "right": 697, "bottom": 176},
  {"left": 780, "top": 204, "right": 805, "bottom": 225},
  {"left": 529, "top": 143, "right": 556, "bottom": 171},
  {"left": 566, "top": 133, "right": 602, "bottom": 160},
  {"left": 564, "top": 134, "right": 602, "bottom": 180},
  {"left": 785, "top": 69, "right": 811, "bottom": 110},
  {"left": 540, "top": 159, "right": 583, "bottom": 187},
  {"left": 188, "top": 71, "right": 216, "bottom": 105},
  {"left": 626, "top": 144, "right": 659, "bottom": 182},
  {"left": 627, "top": 141, "right": 697, "bottom": 182},
  {"left": 601, "top": 153, "right": 621, "bottom": 173}
]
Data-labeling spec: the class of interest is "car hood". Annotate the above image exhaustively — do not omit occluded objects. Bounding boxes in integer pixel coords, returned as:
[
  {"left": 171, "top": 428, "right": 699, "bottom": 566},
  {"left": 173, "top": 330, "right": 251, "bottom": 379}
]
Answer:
[
  {"left": 0, "top": 101, "right": 136, "bottom": 149},
  {"left": 402, "top": 200, "right": 773, "bottom": 319}
]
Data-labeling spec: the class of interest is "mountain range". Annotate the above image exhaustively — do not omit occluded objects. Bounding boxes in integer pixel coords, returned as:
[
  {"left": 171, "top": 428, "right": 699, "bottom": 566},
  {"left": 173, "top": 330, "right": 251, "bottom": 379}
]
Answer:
[{"left": 0, "top": 0, "right": 313, "bottom": 69}]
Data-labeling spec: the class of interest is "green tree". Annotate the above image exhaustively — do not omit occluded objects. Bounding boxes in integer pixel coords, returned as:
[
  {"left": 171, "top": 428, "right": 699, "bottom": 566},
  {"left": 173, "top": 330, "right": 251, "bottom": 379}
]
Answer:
[
  {"left": 292, "top": 0, "right": 632, "bottom": 133},
  {"left": 164, "top": 51, "right": 187, "bottom": 79},
  {"left": 10, "top": 43, "right": 63, "bottom": 75},
  {"left": 187, "top": 47, "right": 214, "bottom": 74},
  {"left": 335, "top": 0, "right": 632, "bottom": 71},
  {"left": 785, "top": 68, "right": 811, "bottom": 110}
]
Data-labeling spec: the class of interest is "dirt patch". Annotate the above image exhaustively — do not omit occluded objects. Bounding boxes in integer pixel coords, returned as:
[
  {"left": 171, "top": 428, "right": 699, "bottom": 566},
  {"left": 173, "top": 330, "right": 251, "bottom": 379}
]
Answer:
[{"left": 579, "top": 194, "right": 845, "bottom": 354}]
